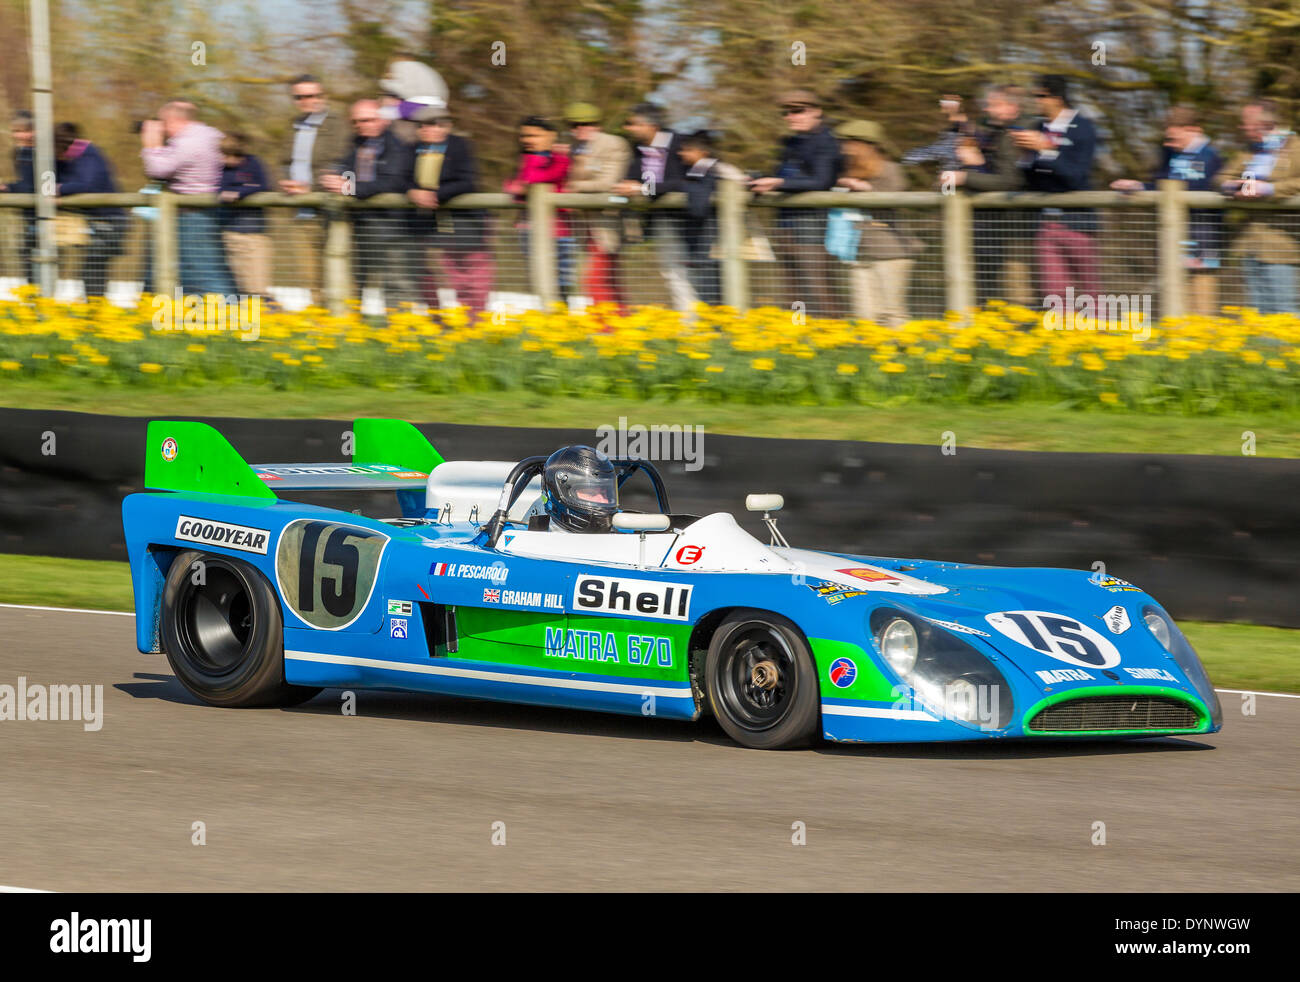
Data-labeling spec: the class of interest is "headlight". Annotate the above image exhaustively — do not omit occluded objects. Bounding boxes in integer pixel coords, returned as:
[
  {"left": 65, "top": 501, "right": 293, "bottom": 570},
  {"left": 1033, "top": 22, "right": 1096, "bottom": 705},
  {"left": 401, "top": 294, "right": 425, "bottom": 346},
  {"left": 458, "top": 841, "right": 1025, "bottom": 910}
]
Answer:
[
  {"left": 879, "top": 618, "right": 918, "bottom": 675},
  {"left": 870, "top": 609, "right": 1013, "bottom": 729},
  {"left": 1142, "top": 604, "right": 1222, "bottom": 726},
  {"left": 1144, "top": 611, "right": 1172, "bottom": 650}
]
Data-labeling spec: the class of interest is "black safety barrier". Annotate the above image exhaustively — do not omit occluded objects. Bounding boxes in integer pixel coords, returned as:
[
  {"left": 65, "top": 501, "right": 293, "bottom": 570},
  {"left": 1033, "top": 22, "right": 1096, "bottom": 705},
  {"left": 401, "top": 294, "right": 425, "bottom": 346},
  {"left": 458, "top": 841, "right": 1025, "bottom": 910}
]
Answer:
[{"left": 1, "top": 409, "right": 1295, "bottom": 627}]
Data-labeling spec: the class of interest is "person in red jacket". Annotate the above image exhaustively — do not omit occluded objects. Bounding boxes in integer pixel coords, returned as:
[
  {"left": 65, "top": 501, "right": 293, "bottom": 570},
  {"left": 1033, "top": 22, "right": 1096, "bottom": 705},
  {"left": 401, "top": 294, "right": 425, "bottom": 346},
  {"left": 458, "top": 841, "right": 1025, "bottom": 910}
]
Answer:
[{"left": 504, "top": 116, "right": 575, "bottom": 303}]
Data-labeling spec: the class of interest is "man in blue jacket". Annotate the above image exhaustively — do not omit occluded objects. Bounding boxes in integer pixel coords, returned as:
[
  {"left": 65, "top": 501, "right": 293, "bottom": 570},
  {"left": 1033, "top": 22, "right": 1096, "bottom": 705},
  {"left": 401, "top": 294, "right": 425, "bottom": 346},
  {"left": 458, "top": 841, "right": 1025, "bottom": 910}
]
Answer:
[
  {"left": 1112, "top": 105, "right": 1223, "bottom": 315},
  {"left": 54, "top": 122, "right": 126, "bottom": 299},
  {"left": 1012, "top": 75, "right": 1100, "bottom": 304},
  {"left": 322, "top": 99, "right": 417, "bottom": 309},
  {"left": 751, "top": 90, "right": 842, "bottom": 318}
]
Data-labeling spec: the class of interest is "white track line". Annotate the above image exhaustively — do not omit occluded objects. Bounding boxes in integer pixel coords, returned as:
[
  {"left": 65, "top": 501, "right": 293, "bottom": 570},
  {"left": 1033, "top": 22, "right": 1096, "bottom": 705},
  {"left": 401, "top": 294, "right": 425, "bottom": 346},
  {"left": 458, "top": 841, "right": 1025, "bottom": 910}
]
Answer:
[
  {"left": 0, "top": 602, "right": 133, "bottom": 617},
  {"left": 0, "top": 885, "right": 52, "bottom": 893},
  {"left": 1, "top": 602, "right": 1296, "bottom": 698}
]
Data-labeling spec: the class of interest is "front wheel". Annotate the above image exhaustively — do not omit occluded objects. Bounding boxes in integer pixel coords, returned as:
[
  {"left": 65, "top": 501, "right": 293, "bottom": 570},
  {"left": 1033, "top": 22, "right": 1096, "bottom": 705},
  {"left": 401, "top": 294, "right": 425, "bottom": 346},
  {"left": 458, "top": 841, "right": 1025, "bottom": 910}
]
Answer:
[
  {"left": 160, "top": 549, "right": 320, "bottom": 708},
  {"left": 705, "top": 609, "right": 820, "bottom": 749}
]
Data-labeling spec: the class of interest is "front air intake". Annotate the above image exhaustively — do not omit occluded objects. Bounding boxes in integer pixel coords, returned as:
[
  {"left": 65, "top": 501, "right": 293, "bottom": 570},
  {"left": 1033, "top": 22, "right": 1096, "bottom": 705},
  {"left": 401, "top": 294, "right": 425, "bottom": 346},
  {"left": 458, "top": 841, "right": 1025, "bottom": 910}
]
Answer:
[{"left": 1028, "top": 696, "right": 1201, "bottom": 733}]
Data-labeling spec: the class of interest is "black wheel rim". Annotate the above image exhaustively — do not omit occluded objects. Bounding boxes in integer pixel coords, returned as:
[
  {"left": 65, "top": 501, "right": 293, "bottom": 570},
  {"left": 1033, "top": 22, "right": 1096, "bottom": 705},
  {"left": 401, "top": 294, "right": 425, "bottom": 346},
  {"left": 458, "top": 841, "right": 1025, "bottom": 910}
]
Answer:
[
  {"left": 174, "top": 560, "right": 256, "bottom": 677},
  {"left": 718, "top": 624, "right": 798, "bottom": 731}
]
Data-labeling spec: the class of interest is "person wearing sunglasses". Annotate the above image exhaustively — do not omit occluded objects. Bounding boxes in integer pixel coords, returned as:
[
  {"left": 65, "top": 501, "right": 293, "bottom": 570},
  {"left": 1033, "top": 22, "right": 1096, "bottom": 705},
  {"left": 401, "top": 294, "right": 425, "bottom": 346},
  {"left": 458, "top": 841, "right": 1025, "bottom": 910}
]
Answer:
[
  {"left": 749, "top": 90, "right": 841, "bottom": 319},
  {"left": 321, "top": 100, "right": 418, "bottom": 310},
  {"left": 1010, "top": 74, "right": 1101, "bottom": 305},
  {"left": 280, "top": 75, "right": 350, "bottom": 304}
]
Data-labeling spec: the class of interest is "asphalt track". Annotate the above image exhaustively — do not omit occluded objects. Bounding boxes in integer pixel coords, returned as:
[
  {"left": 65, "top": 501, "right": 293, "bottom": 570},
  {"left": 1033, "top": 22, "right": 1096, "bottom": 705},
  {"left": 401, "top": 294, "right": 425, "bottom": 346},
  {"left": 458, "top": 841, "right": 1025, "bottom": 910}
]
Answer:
[{"left": 1, "top": 605, "right": 1296, "bottom": 892}]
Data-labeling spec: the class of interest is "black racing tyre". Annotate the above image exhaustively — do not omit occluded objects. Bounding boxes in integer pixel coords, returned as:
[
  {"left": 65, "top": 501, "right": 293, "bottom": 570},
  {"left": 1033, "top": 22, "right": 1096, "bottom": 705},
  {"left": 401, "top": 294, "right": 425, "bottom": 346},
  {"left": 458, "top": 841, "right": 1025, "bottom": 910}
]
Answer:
[
  {"left": 160, "top": 549, "right": 320, "bottom": 708},
  {"left": 704, "top": 609, "right": 820, "bottom": 749}
]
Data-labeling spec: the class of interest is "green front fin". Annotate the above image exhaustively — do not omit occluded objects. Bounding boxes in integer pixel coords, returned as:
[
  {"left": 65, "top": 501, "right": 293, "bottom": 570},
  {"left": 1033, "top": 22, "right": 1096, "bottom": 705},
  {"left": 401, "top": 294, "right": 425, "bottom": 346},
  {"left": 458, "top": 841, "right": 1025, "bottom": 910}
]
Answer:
[
  {"left": 144, "top": 421, "right": 276, "bottom": 499},
  {"left": 353, "top": 418, "right": 444, "bottom": 472}
]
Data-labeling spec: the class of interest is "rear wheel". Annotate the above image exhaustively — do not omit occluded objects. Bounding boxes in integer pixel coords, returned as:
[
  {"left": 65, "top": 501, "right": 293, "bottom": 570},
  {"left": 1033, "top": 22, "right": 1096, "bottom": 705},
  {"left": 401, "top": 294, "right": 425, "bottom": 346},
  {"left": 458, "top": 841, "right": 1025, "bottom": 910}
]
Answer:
[
  {"left": 705, "top": 609, "right": 820, "bottom": 749},
  {"left": 160, "top": 549, "right": 320, "bottom": 708}
]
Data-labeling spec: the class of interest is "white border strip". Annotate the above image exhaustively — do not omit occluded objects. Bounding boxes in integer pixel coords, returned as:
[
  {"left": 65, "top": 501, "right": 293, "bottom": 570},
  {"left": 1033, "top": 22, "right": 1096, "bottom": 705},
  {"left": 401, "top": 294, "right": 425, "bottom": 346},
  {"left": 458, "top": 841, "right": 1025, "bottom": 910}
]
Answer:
[
  {"left": 821, "top": 703, "right": 939, "bottom": 721},
  {"left": 285, "top": 649, "right": 693, "bottom": 699},
  {"left": 0, "top": 884, "right": 52, "bottom": 893},
  {"left": 0, "top": 602, "right": 133, "bottom": 617},
  {"left": 1215, "top": 687, "right": 1300, "bottom": 700}
]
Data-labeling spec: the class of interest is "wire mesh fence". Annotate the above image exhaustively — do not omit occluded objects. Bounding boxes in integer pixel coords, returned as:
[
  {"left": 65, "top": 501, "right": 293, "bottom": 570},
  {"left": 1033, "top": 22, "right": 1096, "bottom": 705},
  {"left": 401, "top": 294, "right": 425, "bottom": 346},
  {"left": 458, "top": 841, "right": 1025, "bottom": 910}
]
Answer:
[
  {"left": 746, "top": 204, "right": 947, "bottom": 322},
  {"left": 4, "top": 187, "right": 1300, "bottom": 320}
]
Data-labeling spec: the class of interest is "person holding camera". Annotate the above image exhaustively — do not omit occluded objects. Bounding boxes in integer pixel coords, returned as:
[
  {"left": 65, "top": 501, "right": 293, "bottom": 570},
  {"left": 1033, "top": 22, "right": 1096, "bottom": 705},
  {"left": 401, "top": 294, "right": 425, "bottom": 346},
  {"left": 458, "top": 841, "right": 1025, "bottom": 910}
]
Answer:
[
  {"left": 140, "top": 101, "right": 236, "bottom": 296},
  {"left": 941, "top": 84, "right": 1031, "bottom": 305}
]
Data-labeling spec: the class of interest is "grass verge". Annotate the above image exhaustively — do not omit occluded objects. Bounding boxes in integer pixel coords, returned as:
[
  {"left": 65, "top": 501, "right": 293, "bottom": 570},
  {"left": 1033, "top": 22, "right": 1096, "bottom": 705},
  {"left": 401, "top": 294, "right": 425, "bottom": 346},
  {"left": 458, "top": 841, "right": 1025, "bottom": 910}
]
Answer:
[{"left": 0, "top": 553, "right": 1294, "bottom": 694}]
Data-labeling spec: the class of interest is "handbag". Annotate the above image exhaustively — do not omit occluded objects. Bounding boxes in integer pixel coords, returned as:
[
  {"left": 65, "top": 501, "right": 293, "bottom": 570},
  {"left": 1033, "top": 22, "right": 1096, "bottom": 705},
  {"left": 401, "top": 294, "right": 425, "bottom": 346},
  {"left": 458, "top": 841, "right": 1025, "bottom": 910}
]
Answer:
[
  {"left": 55, "top": 214, "right": 91, "bottom": 247},
  {"left": 825, "top": 208, "right": 863, "bottom": 263}
]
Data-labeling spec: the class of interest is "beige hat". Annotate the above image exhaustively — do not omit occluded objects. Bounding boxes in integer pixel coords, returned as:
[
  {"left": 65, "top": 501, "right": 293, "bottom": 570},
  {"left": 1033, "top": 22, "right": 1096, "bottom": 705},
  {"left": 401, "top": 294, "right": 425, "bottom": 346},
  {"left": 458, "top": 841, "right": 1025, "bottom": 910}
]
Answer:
[
  {"left": 834, "top": 119, "right": 896, "bottom": 155},
  {"left": 563, "top": 102, "right": 602, "bottom": 125}
]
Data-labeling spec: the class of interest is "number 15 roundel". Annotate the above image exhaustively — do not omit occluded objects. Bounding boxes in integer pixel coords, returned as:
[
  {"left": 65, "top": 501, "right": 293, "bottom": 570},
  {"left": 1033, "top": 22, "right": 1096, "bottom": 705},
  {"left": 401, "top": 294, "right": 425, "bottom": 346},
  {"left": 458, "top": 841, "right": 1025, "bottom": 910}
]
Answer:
[
  {"left": 275, "top": 519, "right": 389, "bottom": 630},
  {"left": 985, "top": 610, "right": 1121, "bottom": 669}
]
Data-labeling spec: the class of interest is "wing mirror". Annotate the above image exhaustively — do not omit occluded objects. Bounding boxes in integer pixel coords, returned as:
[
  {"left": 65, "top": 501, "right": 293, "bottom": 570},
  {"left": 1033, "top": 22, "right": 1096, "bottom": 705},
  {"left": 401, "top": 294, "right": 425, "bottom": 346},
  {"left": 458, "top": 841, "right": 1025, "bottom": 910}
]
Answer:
[
  {"left": 745, "top": 493, "right": 788, "bottom": 547},
  {"left": 612, "top": 512, "right": 670, "bottom": 568},
  {"left": 612, "top": 513, "right": 671, "bottom": 532},
  {"left": 745, "top": 494, "right": 784, "bottom": 513}
]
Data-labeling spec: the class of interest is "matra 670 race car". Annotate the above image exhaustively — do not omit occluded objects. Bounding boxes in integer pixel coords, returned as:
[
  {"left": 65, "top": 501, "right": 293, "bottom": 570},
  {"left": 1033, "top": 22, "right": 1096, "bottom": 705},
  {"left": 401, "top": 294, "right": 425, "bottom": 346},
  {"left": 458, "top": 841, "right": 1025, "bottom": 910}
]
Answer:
[{"left": 122, "top": 418, "right": 1223, "bottom": 750}]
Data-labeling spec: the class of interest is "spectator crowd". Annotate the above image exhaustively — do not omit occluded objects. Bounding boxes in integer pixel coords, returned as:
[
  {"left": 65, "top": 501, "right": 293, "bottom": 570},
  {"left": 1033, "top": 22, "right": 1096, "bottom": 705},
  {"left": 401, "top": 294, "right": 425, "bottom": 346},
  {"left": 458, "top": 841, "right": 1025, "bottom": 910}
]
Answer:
[{"left": 5, "top": 64, "right": 1300, "bottom": 318}]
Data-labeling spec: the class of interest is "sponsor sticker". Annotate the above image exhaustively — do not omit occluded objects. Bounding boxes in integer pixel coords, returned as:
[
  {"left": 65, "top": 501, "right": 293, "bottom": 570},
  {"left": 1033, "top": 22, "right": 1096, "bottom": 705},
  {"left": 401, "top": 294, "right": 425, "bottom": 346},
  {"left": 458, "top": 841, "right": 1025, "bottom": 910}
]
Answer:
[
  {"left": 543, "top": 627, "right": 674, "bottom": 667},
  {"left": 828, "top": 657, "right": 857, "bottom": 688},
  {"left": 675, "top": 545, "right": 704, "bottom": 565},
  {"left": 257, "top": 464, "right": 410, "bottom": 477},
  {"left": 160, "top": 437, "right": 178, "bottom": 462},
  {"left": 174, "top": 515, "right": 270, "bottom": 555},
  {"left": 922, "top": 616, "right": 991, "bottom": 638},
  {"left": 986, "top": 610, "right": 1121, "bottom": 669},
  {"left": 1124, "top": 667, "right": 1178, "bottom": 682},
  {"left": 1036, "top": 668, "right": 1096, "bottom": 684},
  {"left": 1104, "top": 605, "right": 1131, "bottom": 635},
  {"left": 836, "top": 567, "right": 901, "bottom": 583},
  {"left": 1090, "top": 573, "right": 1141, "bottom": 593},
  {"left": 388, "top": 600, "right": 412, "bottom": 616},
  {"left": 806, "top": 580, "right": 869, "bottom": 606},
  {"left": 572, "top": 575, "right": 693, "bottom": 621},
  {"left": 390, "top": 617, "right": 408, "bottom": 640}
]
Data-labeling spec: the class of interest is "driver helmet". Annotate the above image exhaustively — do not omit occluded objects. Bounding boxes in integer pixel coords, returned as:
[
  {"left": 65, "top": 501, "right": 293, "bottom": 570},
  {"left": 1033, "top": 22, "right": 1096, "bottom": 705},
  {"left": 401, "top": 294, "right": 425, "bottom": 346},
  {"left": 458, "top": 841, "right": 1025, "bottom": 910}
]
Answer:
[{"left": 543, "top": 445, "right": 618, "bottom": 533}]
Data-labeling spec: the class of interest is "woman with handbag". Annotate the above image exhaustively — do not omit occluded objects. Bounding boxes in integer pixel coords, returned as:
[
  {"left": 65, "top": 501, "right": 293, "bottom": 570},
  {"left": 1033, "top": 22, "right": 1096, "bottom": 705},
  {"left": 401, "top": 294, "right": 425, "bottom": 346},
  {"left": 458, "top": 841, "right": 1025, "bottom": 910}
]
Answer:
[{"left": 830, "top": 120, "right": 920, "bottom": 327}]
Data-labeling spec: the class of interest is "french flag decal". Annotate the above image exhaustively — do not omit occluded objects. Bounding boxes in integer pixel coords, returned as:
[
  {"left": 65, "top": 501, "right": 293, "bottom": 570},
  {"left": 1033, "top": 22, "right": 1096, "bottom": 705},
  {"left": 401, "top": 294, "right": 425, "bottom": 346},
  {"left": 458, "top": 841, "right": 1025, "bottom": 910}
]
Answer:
[{"left": 431, "top": 562, "right": 450, "bottom": 576}]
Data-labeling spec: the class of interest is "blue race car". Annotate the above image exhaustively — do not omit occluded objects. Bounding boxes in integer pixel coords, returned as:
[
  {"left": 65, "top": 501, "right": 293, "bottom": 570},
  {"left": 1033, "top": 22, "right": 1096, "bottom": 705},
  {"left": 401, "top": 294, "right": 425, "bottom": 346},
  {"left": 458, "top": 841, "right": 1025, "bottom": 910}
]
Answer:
[{"left": 122, "top": 418, "right": 1223, "bottom": 750}]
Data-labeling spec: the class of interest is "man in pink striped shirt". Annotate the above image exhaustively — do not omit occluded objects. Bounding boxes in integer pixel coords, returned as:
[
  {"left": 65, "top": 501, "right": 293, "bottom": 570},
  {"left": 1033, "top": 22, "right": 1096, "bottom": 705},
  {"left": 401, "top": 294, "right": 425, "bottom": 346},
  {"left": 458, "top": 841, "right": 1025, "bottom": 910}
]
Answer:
[{"left": 141, "top": 101, "right": 236, "bottom": 296}]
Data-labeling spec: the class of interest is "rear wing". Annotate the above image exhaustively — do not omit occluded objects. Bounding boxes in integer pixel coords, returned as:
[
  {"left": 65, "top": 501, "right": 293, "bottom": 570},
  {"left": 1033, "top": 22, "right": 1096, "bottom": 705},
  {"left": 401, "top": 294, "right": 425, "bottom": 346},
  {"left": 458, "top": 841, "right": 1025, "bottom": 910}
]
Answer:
[{"left": 145, "top": 418, "right": 444, "bottom": 498}]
